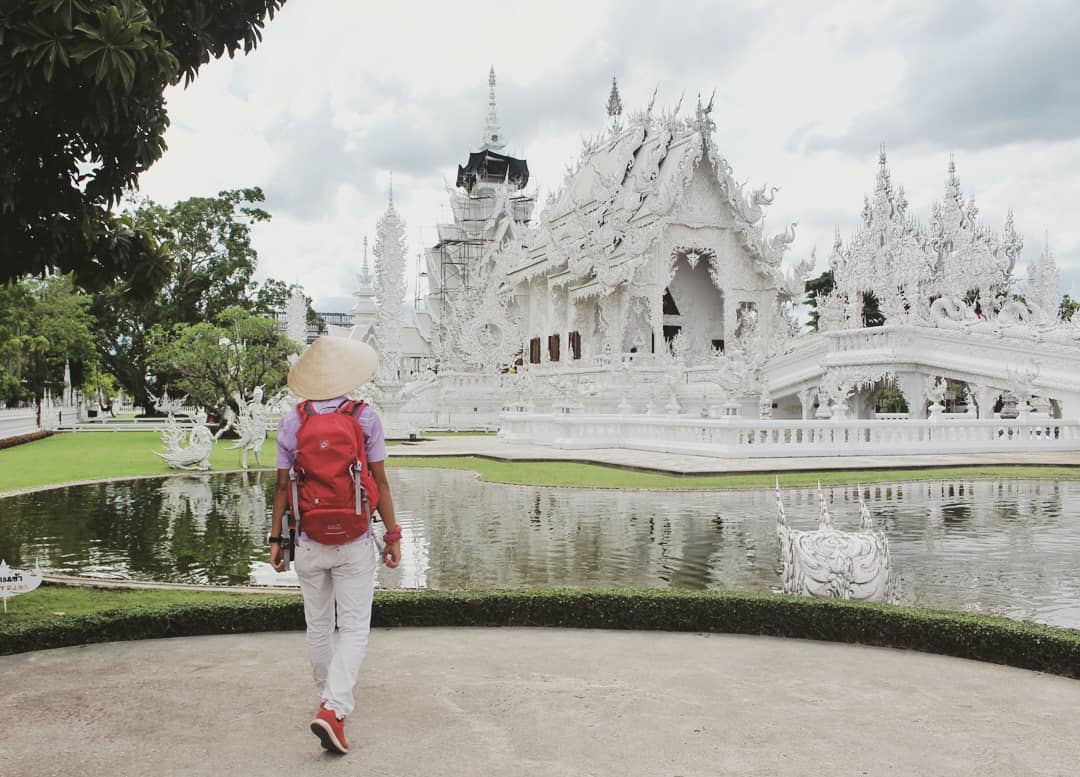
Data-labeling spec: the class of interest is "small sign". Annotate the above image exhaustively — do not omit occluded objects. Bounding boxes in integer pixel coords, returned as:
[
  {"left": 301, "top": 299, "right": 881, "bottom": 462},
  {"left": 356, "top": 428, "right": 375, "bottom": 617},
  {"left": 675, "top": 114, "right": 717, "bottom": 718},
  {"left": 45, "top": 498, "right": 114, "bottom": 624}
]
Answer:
[{"left": 0, "top": 559, "right": 43, "bottom": 613}]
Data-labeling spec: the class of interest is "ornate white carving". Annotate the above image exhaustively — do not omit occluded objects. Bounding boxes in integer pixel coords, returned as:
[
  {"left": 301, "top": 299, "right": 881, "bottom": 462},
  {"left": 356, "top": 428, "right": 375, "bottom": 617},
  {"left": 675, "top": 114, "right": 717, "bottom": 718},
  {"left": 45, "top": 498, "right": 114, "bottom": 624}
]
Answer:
[
  {"left": 155, "top": 411, "right": 214, "bottom": 471},
  {"left": 776, "top": 482, "right": 897, "bottom": 603},
  {"left": 286, "top": 287, "right": 308, "bottom": 349},
  {"left": 215, "top": 387, "right": 269, "bottom": 469},
  {"left": 374, "top": 192, "right": 408, "bottom": 386}
]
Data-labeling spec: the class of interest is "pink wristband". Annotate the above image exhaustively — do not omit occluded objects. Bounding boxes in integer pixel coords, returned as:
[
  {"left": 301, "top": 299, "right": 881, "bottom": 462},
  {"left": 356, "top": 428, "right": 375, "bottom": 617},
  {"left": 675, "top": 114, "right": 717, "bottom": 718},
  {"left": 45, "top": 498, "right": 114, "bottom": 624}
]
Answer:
[{"left": 383, "top": 528, "right": 403, "bottom": 543}]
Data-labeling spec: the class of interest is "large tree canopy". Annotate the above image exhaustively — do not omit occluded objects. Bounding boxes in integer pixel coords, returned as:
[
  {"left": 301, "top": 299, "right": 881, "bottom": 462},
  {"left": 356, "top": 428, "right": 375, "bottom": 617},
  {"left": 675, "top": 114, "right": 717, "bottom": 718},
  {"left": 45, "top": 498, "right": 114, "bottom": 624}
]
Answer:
[
  {"left": 0, "top": 0, "right": 286, "bottom": 295},
  {"left": 90, "top": 187, "right": 283, "bottom": 411},
  {"left": 146, "top": 305, "right": 297, "bottom": 419}
]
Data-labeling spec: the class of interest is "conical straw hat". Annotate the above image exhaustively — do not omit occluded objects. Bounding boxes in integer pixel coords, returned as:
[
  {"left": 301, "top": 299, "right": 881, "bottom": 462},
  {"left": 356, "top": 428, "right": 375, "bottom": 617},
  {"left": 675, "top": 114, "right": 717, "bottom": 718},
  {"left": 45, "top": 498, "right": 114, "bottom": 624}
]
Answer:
[{"left": 287, "top": 336, "right": 379, "bottom": 400}]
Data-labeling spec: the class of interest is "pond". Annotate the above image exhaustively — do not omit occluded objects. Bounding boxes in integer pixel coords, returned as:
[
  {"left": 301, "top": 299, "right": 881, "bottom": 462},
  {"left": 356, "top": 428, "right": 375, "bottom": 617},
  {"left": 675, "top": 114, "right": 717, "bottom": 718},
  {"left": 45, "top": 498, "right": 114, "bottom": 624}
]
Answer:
[{"left": 2, "top": 470, "right": 1079, "bottom": 629}]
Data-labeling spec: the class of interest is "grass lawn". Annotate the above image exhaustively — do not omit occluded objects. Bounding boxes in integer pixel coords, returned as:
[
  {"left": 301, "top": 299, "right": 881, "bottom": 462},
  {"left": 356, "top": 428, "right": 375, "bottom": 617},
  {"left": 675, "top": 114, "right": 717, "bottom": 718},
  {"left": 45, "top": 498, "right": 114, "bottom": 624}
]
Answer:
[
  {"left": 388, "top": 456, "right": 1080, "bottom": 490},
  {"left": 0, "top": 585, "right": 279, "bottom": 626},
  {"left": 2, "top": 432, "right": 1078, "bottom": 493},
  {"left": 0, "top": 432, "right": 278, "bottom": 492}
]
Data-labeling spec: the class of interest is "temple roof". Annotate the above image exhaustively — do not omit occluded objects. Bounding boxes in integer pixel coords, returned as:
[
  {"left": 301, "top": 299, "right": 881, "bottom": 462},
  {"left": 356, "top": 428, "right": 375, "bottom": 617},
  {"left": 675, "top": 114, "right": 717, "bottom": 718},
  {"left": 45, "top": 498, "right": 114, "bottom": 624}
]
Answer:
[{"left": 456, "top": 149, "right": 530, "bottom": 193}]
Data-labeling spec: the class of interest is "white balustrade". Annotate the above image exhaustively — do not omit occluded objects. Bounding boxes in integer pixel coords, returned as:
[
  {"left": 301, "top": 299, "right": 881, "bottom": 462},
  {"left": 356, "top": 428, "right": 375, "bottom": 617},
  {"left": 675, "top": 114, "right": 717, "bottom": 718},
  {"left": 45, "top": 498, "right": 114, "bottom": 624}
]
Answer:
[
  {"left": 0, "top": 408, "right": 40, "bottom": 441},
  {"left": 499, "top": 409, "right": 1080, "bottom": 457}
]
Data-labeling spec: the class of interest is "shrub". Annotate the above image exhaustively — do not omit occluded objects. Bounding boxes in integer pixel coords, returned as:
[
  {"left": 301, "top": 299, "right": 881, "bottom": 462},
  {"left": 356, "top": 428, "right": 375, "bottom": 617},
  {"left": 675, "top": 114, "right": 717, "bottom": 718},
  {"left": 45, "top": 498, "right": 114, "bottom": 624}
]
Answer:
[{"left": 2, "top": 588, "right": 1077, "bottom": 678}]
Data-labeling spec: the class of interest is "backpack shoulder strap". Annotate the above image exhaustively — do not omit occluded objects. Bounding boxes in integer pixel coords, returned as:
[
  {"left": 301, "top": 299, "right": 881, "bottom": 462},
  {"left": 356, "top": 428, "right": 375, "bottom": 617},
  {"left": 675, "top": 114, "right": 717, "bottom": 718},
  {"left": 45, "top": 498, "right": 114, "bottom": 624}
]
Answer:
[
  {"left": 296, "top": 400, "right": 317, "bottom": 426},
  {"left": 337, "top": 399, "right": 367, "bottom": 417},
  {"left": 336, "top": 400, "right": 369, "bottom": 463}
]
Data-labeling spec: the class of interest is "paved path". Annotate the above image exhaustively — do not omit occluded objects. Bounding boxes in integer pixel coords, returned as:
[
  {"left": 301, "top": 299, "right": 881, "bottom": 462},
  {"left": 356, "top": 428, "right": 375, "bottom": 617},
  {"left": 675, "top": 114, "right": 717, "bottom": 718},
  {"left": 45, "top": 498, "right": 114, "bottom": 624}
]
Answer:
[
  {"left": 3, "top": 629, "right": 1078, "bottom": 777},
  {"left": 394, "top": 435, "right": 1080, "bottom": 475}
]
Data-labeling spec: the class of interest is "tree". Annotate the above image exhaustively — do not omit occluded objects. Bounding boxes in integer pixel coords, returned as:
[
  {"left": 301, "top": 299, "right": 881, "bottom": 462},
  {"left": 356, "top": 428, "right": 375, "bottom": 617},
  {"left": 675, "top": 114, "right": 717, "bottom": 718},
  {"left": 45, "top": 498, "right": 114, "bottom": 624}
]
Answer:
[
  {"left": 1061, "top": 294, "right": 1079, "bottom": 322},
  {"left": 804, "top": 270, "right": 834, "bottom": 332},
  {"left": 90, "top": 188, "right": 271, "bottom": 411},
  {"left": 146, "top": 306, "right": 297, "bottom": 418},
  {"left": 0, "top": 281, "right": 38, "bottom": 405},
  {"left": 804, "top": 270, "right": 883, "bottom": 331},
  {"left": 134, "top": 187, "right": 271, "bottom": 321},
  {"left": 0, "top": 1, "right": 287, "bottom": 294},
  {"left": 252, "top": 277, "right": 321, "bottom": 329},
  {"left": 0, "top": 275, "right": 97, "bottom": 406}
]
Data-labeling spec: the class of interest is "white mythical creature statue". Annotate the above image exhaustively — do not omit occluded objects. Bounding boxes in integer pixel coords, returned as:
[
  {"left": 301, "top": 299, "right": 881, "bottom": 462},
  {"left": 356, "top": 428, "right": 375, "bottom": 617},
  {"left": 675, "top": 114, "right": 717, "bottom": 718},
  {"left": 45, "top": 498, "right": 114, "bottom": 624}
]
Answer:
[
  {"left": 929, "top": 296, "right": 979, "bottom": 329},
  {"left": 149, "top": 389, "right": 189, "bottom": 416},
  {"left": 775, "top": 481, "right": 897, "bottom": 603},
  {"left": 216, "top": 386, "right": 269, "bottom": 470},
  {"left": 155, "top": 411, "right": 214, "bottom": 471}
]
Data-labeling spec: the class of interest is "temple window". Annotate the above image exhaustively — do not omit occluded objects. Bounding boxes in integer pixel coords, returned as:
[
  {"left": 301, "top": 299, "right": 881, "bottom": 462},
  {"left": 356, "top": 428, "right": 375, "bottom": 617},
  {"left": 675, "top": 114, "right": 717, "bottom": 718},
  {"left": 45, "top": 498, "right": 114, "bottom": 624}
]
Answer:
[
  {"left": 568, "top": 331, "right": 582, "bottom": 360},
  {"left": 548, "top": 333, "right": 561, "bottom": 362},
  {"left": 663, "top": 325, "right": 682, "bottom": 344},
  {"left": 529, "top": 337, "right": 541, "bottom": 364},
  {"left": 663, "top": 288, "right": 680, "bottom": 315}
]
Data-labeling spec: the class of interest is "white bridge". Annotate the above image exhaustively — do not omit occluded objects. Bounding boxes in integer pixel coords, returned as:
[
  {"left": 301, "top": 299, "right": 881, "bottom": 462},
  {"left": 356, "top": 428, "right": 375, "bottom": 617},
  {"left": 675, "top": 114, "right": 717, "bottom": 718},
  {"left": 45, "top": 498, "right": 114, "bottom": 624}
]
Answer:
[{"left": 764, "top": 324, "right": 1080, "bottom": 422}]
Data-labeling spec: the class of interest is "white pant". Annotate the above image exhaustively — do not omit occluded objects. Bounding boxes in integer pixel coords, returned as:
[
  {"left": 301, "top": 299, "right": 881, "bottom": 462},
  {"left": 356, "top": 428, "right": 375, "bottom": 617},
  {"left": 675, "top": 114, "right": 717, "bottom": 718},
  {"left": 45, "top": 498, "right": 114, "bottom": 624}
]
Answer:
[{"left": 294, "top": 535, "right": 376, "bottom": 719}]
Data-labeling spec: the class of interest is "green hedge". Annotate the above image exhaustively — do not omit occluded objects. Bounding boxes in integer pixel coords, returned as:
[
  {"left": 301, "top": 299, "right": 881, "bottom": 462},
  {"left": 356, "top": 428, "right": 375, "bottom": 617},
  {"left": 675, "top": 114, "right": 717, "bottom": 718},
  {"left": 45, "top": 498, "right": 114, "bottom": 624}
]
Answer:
[{"left": 3, "top": 588, "right": 1078, "bottom": 678}]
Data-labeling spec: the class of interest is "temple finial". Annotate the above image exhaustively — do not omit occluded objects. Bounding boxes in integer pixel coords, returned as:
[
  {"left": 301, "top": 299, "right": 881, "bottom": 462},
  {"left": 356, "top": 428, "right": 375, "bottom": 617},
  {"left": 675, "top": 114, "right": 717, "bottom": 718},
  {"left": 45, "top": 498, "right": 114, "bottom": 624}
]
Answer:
[
  {"left": 607, "top": 76, "right": 623, "bottom": 118},
  {"left": 878, "top": 142, "right": 887, "bottom": 166},
  {"left": 481, "top": 65, "right": 505, "bottom": 151},
  {"left": 361, "top": 235, "right": 370, "bottom": 283}
]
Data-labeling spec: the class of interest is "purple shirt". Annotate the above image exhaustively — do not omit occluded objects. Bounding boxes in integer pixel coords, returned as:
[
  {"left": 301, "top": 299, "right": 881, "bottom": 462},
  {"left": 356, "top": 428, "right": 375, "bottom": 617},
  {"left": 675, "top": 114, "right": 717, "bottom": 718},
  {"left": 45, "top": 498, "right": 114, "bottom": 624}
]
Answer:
[{"left": 276, "top": 397, "right": 388, "bottom": 469}]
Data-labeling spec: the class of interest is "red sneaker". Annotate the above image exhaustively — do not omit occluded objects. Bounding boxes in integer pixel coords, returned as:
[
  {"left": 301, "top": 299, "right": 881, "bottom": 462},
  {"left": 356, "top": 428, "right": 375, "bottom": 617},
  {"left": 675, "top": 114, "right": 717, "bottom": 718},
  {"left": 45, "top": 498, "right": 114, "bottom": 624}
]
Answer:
[{"left": 310, "top": 707, "right": 349, "bottom": 754}]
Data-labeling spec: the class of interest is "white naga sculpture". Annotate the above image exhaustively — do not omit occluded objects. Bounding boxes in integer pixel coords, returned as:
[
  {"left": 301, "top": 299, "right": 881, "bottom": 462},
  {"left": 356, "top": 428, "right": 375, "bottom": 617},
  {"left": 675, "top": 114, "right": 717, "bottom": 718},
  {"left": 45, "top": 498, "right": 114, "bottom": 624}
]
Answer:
[
  {"left": 215, "top": 387, "right": 270, "bottom": 469},
  {"left": 775, "top": 481, "right": 897, "bottom": 603},
  {"left": 155, "top": 411, "right": 214, "bottom": 471}
]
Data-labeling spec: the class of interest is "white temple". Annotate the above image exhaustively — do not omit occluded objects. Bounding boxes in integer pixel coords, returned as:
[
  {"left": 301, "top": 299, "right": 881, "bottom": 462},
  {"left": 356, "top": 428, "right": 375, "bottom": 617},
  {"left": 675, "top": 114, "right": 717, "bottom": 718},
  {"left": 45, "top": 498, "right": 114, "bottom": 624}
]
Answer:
[{"left": 322, "top": 70, "right": 1080, "bottom": 456}]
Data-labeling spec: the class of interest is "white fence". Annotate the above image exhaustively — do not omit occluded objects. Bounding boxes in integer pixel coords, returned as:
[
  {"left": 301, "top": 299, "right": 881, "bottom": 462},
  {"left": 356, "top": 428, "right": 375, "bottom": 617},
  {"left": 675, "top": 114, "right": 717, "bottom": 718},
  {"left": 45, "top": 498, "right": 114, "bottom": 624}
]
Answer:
[
  {"left": 499, "top": 410, "right": 1080, "bottom": 457},
  {"left": 0, "top": 408, "right": 39, "bottom": 441}
]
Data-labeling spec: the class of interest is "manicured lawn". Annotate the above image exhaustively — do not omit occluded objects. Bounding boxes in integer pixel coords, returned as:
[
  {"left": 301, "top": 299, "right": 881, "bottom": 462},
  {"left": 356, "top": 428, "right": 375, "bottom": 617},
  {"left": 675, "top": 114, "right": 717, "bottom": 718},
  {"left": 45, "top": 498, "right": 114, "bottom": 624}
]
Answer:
[
  {"left": 0, "top": 585, "right": 279, "bottom": 626},
  {"left": 384, "top": 456, "right": 1080, "bottom": 490},
  {"left": 2, "top": 432, "right": 1078, "bottom": 493},
  {"left": 0, "top": 432, "right": 277, "bottom": 492}
]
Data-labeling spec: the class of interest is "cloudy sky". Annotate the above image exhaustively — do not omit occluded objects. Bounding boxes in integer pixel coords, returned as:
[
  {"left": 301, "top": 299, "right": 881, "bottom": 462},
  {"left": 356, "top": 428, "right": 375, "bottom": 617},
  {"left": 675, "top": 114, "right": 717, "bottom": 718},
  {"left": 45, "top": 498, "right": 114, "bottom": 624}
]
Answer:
[{"left": 137, "top": 0, "right": 1080, "bottom": 313}]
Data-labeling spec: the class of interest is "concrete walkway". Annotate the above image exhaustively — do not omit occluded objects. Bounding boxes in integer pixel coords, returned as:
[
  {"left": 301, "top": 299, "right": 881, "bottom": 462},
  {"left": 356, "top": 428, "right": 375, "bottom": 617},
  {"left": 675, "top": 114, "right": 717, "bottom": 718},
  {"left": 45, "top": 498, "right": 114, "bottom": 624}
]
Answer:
[
  {"left": 395, "top": 435, "right": 1080, "bottom": 475},
  {"left": 3, "top": 629, "right": 1078, "bottom": 777}
]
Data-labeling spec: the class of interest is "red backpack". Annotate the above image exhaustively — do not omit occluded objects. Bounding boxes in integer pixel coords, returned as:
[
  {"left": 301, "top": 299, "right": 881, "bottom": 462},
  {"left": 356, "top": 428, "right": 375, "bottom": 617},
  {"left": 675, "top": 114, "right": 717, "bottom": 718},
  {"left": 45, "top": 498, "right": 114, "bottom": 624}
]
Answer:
[{"left": 288, "top": 400, "right": 380, "bottom": 544}]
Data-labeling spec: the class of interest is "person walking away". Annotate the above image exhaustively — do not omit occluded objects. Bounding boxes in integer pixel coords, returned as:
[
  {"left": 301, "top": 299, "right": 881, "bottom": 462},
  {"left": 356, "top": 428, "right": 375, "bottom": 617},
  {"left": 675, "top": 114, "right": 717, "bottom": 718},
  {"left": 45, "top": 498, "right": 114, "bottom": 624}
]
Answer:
[{"left": 268, "top": 336, "right": 402, "bottom": 755}]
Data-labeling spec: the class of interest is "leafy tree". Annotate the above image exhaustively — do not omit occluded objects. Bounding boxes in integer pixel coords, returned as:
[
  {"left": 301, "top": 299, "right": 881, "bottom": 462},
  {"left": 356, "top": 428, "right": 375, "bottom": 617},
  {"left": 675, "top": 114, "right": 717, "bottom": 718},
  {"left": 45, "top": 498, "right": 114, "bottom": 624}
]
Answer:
[
  {"left": 135, "top": 187, "right": 271, "bottom": 321},
  {"left": 90, "top": 188, "right": 274, "bottom": 411},
  {"left": 0, "top": 275, "right": 97, "bottom": 405},
  {"left": 146, "top": 306, "right": 298, "bottom": 418},
  {"left": 252, "top": 277, "right": 322, "bottom": 329},
  {"left": 0, "top": 0, "right": 287, "bottom": 295},
  {"left": 1061, "top": 294, "right": 1079, "bottom": 322},
  {"left": 0, "top": 281, "right": 37, "bottom": 405},
  {"left": 804, "top": 270, "right": 834, "bottom": 332},
  {"left": 804, "top": 270, "right": 883, "bottom": 331}
]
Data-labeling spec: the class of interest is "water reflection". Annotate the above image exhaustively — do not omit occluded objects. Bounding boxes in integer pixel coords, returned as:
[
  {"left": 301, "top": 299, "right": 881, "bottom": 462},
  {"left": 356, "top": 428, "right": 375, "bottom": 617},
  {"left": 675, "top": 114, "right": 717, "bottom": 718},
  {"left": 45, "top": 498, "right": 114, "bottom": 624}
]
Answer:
[{"left": 1, "top": 472, "right": 1079, "bottom": 628}]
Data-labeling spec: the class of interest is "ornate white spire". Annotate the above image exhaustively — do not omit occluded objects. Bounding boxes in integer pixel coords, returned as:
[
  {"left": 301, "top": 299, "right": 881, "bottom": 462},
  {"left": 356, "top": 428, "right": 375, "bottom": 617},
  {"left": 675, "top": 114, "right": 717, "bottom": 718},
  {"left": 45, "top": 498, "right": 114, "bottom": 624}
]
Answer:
[
  {"left": 606, "top": 76, "right": 623, "bottom": 119},
  {"left": 481, "top": 66, "right": 506, "bottom": 151},
  {"left": 1027, "top": 239, "right": 1061, "bottom": 323},
  {"left": 286, "top": 286, "right": 308, "bottom": 348},
  {"left": 373, "top": 187, "right": 408, "bottom": 385},
  {"left": 360, "top": 235, "right": 372, "bottom": 286}
]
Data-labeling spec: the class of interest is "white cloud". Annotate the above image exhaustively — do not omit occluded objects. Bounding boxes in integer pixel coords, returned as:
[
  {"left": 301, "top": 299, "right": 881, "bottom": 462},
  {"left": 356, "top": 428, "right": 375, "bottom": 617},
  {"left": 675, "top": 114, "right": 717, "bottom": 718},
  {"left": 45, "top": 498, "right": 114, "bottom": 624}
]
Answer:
[{"left": 136, "top": 0, "right": 1080, "bottom": 309}]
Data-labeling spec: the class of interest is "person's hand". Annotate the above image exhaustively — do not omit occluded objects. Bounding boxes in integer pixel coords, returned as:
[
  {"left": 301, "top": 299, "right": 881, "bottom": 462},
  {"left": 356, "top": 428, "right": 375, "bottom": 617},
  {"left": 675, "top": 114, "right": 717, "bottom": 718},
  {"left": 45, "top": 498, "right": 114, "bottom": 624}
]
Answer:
[
  {"left": 270, "top": 543, "right": 286, "bottom": 572},
  {"left": 381, "top": 540, "right": 400, "bottom": 568}
]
